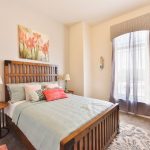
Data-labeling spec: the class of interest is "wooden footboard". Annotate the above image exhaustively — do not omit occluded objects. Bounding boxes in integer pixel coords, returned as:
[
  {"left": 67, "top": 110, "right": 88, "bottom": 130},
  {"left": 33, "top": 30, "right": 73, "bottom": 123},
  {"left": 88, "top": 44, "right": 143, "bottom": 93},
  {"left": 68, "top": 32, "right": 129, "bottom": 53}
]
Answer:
[{"left": 60, "top": 103, "right": 119, "bottom": 150}]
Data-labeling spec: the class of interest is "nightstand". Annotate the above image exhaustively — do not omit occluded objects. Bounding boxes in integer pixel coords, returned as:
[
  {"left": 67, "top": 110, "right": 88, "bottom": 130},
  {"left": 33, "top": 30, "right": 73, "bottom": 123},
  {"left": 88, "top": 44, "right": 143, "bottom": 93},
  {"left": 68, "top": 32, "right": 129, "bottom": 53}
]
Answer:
[
  {"left": 65, "top": 90, "right": 74, "bottom": 94},
  {"left": 0, "top": 102, "right": 9, "bottom": 138}
]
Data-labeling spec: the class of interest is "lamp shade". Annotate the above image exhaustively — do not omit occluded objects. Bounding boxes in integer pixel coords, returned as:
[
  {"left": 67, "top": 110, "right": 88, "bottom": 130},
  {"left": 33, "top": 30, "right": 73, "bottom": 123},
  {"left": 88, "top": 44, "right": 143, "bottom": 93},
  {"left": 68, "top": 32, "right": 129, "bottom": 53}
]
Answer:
[
  {"left": 65, "top": 74, "right": 70, "bottom": 81},
  {"left": 0, "top": 76, "right": 3, "bottom": 84}
]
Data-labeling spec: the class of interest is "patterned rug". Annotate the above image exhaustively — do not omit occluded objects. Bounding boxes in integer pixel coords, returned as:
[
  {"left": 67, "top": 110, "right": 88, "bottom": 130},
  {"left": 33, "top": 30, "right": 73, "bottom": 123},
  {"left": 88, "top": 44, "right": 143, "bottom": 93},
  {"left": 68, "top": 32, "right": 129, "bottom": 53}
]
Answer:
[{"left": 108, "top": 123, "right": 150, "bottom": 150}]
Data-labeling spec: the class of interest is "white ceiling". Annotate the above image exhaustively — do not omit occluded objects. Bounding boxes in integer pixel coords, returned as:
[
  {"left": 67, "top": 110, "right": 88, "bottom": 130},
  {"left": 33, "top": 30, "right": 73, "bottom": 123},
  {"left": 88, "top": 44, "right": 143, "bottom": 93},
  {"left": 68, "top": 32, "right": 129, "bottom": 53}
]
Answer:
[{"left": 16, "top": 0, "right": 150, "bottom": 24}]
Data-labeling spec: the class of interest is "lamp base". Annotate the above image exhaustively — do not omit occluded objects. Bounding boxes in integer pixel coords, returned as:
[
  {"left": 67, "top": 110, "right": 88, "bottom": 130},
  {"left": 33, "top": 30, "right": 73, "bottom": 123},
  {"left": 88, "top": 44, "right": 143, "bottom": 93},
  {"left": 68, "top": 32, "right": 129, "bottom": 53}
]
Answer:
[{"left": 65, "top": 80, "right": 68, "bottom": 93}]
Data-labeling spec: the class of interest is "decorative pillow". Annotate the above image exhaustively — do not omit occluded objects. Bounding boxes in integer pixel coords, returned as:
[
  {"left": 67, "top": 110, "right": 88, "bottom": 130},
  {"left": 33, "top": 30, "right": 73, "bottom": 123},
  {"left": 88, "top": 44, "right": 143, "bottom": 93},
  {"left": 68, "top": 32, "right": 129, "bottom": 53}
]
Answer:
[
  {"left": 36, "top": 89, "right": 46, "bottom": 100},
  {"left": 26, "top": 89, "right": 46, "bottom": 102},
  {"left": 43, "top": 89, "right": 68, "bottom": 101},
  {"left": 35, "top": 82, "right": 62, "bottom": 89},
  {"left": 44, "top": 83, "right": 59, "bottom": 89},
  {"left": 24, "top": 85, "right": 41, "bottom": 100},
  {"left": 7, "top": 84, "right": 26, "bottom": 102},
  {"left": 28, "top": 91, "right": 39, "bottom": 102}
]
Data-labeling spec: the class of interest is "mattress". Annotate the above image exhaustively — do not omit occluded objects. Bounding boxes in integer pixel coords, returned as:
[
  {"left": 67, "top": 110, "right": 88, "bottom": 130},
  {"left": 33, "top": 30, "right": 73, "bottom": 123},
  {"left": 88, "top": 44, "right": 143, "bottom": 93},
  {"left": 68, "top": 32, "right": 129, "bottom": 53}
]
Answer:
[{"left": 5, "top": 100, "right": 26, "bottom": 118}]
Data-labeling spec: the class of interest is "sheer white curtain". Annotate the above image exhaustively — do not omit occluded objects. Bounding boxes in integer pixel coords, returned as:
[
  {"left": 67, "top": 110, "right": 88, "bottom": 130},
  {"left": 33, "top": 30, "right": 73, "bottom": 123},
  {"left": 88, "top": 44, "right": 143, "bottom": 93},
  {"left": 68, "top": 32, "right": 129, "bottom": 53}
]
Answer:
[{"left": 111, "top": 30, "right": 150, "bottom": 115}]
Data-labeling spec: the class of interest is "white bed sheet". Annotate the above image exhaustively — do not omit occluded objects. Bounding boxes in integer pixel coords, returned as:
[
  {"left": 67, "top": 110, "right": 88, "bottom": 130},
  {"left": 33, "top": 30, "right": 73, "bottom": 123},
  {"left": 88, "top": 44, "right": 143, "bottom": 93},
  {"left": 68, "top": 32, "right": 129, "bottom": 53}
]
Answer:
[{"left": 5, "top": 100, "right": 26, "bottom": 118}]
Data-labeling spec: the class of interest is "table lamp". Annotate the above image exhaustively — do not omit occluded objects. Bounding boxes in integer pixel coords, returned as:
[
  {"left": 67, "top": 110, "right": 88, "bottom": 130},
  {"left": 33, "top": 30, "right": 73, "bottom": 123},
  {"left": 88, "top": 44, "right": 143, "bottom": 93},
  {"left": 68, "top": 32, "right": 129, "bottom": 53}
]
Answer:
[{"left": 64, "top": 74, "right": 70, "bottom": 92}]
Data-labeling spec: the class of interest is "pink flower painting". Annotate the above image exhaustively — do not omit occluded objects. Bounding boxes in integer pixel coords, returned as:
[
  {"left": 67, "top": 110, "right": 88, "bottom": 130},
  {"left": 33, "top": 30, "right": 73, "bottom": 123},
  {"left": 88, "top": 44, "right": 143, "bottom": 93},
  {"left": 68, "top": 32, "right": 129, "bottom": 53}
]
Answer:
[{"left": 18, "top": 25, "right": 49, "bottom": 62}]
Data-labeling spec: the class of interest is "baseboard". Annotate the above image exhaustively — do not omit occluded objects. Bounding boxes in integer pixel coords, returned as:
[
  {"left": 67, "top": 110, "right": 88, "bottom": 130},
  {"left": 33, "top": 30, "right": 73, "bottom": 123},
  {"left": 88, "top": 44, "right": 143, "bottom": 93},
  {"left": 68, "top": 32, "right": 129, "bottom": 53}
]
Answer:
[{"left": 119, "top": 110, "right": 150, "bottom": 119}]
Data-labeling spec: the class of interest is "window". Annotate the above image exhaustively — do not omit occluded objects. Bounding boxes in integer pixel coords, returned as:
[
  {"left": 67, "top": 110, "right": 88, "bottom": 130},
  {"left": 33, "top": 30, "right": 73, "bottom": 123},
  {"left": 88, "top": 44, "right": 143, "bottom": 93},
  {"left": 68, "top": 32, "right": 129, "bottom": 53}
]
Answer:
[{"left": 113, "top": 30, "right": 150, "bottom": 104}]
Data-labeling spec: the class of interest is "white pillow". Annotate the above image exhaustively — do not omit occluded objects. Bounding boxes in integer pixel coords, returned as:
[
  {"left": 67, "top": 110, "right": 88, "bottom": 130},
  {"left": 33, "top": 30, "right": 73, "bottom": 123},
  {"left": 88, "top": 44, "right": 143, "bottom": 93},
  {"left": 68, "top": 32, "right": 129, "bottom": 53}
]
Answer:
[
  {"left": 28, "top": 90, "right": 39, "bottom": 102},
  {"left": 45, "top": 83, "right": 60, "bottom": 89},
  {"left": 24, "top": 85, "right": 41, "bottom": 100}
]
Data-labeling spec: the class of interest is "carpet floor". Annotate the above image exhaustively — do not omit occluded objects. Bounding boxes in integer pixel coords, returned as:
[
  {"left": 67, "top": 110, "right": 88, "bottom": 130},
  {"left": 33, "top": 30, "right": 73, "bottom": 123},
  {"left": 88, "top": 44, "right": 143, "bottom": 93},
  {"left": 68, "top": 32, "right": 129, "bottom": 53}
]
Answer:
[
  {"left": 107, "top": 123, "right": 150, "bottom": 150},
  {"left": 0, "top": 112, "right": 150, "bottom": 150}
]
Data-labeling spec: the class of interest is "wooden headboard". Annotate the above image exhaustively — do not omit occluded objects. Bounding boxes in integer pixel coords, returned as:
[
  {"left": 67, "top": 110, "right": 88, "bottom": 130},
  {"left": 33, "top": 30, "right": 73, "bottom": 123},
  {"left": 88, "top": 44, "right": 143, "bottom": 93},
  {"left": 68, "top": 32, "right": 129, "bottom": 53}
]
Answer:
[{"left": 4, "top": 60, "right": 58, "bottom": 101}]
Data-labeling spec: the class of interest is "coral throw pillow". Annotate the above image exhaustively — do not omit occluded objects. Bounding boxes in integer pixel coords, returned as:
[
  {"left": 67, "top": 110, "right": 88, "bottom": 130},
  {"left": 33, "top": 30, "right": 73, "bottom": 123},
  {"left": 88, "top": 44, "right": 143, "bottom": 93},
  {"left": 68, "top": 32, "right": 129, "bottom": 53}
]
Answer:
[
  {"left": 43, "top": 89, "right": 68, "bottom": 101},
  {"left": 0, "top": 144, "right": 8, "bottom": 150}
]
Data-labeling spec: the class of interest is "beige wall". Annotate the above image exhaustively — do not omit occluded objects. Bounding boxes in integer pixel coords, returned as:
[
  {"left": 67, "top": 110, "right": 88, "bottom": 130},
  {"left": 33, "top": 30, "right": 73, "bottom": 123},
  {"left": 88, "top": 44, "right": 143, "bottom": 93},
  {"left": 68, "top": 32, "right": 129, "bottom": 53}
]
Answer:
[
  {"left": 0, "top": 1, "right": 69, "bottom": 101},
  {"left": 90, "top": 5, "right": 150, "bottom": 100},
  {"left": 83, "top": 24, "right": 92, "bottom": 97},
  {"left": 68, "top": 22, "right": 92, "bottom": 96},
  {"left": 69, "top": 23, "right": 84, "bottom": 95}
]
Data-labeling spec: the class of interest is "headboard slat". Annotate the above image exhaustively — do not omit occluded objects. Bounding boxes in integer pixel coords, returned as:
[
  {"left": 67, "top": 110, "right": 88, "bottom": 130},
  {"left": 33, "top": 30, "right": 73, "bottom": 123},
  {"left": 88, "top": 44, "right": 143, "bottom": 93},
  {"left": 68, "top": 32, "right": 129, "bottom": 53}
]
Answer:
[{"left": 4, "top": 60, "right": 58, "bottom": 101}]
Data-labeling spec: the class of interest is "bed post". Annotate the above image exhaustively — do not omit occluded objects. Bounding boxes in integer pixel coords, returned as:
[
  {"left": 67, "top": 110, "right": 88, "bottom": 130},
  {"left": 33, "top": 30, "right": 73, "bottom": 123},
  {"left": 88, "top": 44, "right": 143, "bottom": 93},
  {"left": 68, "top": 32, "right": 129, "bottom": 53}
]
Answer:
[
  {"left": 4, "top": 60, "right": 11, "bottom": 101},
  {"left": 60, "top": 139, "right": 75, "bottom": 150}
]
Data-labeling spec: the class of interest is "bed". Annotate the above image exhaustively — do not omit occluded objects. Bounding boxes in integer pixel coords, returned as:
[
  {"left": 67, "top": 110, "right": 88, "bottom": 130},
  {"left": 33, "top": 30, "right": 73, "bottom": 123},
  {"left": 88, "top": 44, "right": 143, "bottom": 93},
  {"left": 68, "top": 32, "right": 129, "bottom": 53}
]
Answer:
[{"left": 4, "top": 60, "right": 119, "bottom": 150}]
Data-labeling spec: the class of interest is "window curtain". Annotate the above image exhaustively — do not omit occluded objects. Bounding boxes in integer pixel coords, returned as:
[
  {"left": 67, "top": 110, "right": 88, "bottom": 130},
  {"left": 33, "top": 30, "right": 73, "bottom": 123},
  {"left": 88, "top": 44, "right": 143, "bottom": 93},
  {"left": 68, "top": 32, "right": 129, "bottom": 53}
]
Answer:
[
  {"left": 110, "top": 30, "right": 150, "bottom": 116},
  {"left": 110, "top": 13, "right": 150, "bottom": 40}
]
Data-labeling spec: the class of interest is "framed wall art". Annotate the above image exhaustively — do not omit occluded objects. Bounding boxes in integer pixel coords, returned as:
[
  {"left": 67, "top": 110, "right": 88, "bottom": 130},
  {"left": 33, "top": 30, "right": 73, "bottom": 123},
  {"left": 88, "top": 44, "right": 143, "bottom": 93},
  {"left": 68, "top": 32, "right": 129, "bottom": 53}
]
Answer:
[{"left": 18, "top": 25, "right": 49, "bottom": 62}]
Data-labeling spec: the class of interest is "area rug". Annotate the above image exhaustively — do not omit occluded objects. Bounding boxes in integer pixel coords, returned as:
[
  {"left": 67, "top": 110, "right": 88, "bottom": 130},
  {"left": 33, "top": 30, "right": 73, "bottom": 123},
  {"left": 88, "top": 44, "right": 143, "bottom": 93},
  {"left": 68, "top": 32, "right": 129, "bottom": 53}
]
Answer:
[{"left": 107, "top": 123, "right": 150, "bottom": 150}]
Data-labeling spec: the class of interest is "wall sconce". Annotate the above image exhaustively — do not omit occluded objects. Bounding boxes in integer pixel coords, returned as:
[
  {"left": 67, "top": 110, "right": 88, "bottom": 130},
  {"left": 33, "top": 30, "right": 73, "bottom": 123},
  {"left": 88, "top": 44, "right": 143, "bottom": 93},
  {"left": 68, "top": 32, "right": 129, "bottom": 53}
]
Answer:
[{"left": 100, "top": 56, "right": 104, "bottom": 70}]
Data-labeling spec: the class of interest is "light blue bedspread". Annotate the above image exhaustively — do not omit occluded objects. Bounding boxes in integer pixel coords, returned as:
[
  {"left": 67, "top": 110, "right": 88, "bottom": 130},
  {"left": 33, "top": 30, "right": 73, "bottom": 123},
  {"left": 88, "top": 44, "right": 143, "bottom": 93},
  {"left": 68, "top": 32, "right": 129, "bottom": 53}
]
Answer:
[{"left": 12, "top": 94, "right": 113, "bottom": 150}]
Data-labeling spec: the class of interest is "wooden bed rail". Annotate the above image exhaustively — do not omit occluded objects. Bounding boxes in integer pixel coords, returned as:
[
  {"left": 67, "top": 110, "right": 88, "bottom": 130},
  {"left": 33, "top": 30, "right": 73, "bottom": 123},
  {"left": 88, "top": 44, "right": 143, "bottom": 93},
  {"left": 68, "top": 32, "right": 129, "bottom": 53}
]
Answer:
[{"left": 60, "top": 104, "right": 119, "bottom": 150}]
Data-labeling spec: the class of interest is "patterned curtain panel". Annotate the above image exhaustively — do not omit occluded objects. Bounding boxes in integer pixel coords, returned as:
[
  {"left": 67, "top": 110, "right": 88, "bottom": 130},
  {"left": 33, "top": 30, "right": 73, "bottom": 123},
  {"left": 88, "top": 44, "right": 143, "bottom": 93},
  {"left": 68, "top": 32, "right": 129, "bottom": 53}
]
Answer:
[{"left": 110, "top": 30, "right": 150, "bottom": 116}]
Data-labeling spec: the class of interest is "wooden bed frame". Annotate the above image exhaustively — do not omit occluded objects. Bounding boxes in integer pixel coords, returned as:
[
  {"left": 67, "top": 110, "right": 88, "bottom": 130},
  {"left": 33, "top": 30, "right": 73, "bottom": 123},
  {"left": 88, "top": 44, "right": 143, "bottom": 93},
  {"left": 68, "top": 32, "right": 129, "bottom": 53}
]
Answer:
[{"left": 4, "top": 60, "right": 119, "bottom": 150}]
